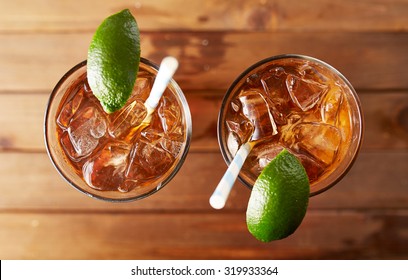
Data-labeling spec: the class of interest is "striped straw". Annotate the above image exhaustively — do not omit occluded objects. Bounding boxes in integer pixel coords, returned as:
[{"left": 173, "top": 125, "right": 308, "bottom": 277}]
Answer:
[
  {"left": 209, "top": 142, "right": 254, "bottom": 209},
  {"left": 144, "top": 56, "right": 179, "bottom": 112}
]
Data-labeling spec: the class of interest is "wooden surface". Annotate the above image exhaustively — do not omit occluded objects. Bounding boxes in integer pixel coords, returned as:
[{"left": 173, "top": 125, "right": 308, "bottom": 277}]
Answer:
[{"left": 0, "top": 0, "right": 407, "bottom": 260}]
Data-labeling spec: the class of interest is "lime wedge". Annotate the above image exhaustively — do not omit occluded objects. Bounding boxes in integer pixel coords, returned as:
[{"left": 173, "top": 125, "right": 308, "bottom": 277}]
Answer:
[
  {"left": 246, "top": 149, "right": 310, "bottom": 242},
  {"left": 87, "top": 9, "right": 141, "bottom": 113}
]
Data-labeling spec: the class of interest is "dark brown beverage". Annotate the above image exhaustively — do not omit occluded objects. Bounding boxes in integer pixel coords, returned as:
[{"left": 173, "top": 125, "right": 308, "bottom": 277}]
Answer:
[
  {"left": 45, "top": 59, "right": 192, "bottom": 201},
  {"left": 218, "top": 55, "right": 363, "bottom": 195}
]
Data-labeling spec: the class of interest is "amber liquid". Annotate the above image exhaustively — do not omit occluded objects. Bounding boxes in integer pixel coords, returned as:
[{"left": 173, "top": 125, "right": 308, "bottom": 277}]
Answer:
[
  {"left": 55, "top": 69, "right": 186, "bottom": 192},
  {"left": 222, "top": 58, "right": 353, "bottom": 186}
]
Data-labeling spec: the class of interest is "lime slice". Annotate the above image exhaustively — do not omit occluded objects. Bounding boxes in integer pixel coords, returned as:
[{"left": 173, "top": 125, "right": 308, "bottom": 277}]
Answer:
[
  {"left": 87, "top": 9, "right": 141, "bottom": 113},
  {"left": 246, "top": 149, "right": 310, "bottom": 242}
]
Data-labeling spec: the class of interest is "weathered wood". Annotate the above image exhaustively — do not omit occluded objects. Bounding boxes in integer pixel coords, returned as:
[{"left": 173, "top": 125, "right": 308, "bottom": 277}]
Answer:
[
  {"left": 1, "top": 0, "right": 407, "bottom": 32},
  {"left": 0, "top": 91, "right": 406, "bottom": 152},
  {"left": 0, "top": 152, "right": 406, "bottom": 211},
  {"left": 0, "top": 93, "right": 44, "bottom": 151},
  {"left": 0, "top": 0, "right": 407, "bottom": 261},
  {"left": 361, "top": 92, "right": 408, "bottom": 150},
  {"left": 1, "top": 32, "right": 408, "bottom": 91},
  {"left": 0, "top": 211, "right": 407, "bottom": 259}
]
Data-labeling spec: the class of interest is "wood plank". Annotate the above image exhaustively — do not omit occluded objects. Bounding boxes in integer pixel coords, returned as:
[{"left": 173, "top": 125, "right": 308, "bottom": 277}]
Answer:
[
  {"left": 0, "top": 151, "right": 243, "bottom": 211},
  {"left": 1, "top": 0, "right": 407, "bottom": 32},
  {"left": 0, "top": 151, "right": 407, "bottom": 211},
  {"left": 1, "top": 32, "right": 408, "bottom": 92},
  {"left": 0, "top": 91, "right": 407, "bottom": 152},
  {"left": 0, "top": 210, "right": 407, "bottom": 259},
  {"left": 0, "top": 93, "right": 44, "bottom": 151},
  {"left": 361, "top": 91, "right": 408, "bottom": 150},
  {"left": 189, "top": 91, "right": 408, "bottom": 151},
  {"left": 1, "top": 0, "right": 405, "bottom": 264}
]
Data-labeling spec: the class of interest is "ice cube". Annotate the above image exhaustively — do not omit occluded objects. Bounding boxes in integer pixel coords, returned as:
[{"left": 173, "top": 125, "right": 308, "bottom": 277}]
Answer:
[
  {"left": 244, "top": 142, "right": 285, "bottom": 177},
  {"left": 286, "top": 74, "right": 328, "bottom": 111},
  {"left": 245, "top": 73, "right": 262, "bottom": 87},
  {"left": 107, "top": 76, "right": 151, "bottom": 138},
  {"left": 321, "top": 85, "right": 344, "bottom": 125},
  {"left": 294, "top": 153, "right": 325, "bottom": 183},
  {"left": 60, "top": 131, "right": 82, "bottom": 161},
  {"left": 67, "top": 106, "right": 106, "bottom": 158},
  {"left": 260, "top": 67, "right": 287, "bottom": 97},
  {"left": 56, "top": 88, "right": 84, "bottom": 128},
  {"left": 82, "top": 141, "right": 131, "bottom": 191},
  {"left": 142, "top": 129, "right": 184, "bottom": 158},
  {"left": 132, "top": 76, "right": 151, "bottom": 100},
  {"left": 161, "top": 137, "right": 183, "bottom": 158},
  {"left": 91, "top": 115, "right": 108, "bottom": 138},
  {"left": 261, "top": 67, "right": 287, "bottom": 95},
  {"left": 293, "top": 122, "right": 342, "bottom": 166},
  {"left": 238, "top": 90, "right": 278, "bottom": 140},
  {"left": 226, "top": 118, "right": 253, "bottom": 144},
  {"left": 336, "top": 96, "right": 352, "bottom": 140},
  {"left": 157, "top": 95, "right": 182, "bottom": 134},
  {"left": 260, "top": 67, "right": 291, "bottom": 125},
  {"left": 230, "top": 99, "right": 241, "bottom": 112},
  {"left": 225, "top": 97, "right": 254, "bottom": 145},
  {"left": 298, "top": 64, "right": 329, "bottom": 84},
  {"left": 279, "top": 113, "right": 303, "bottom": 147},
  {"left": 125, "top": 132, "right": 174, "bottom": 183},
  {"left": 108, "top": 99, "right": 147, "bottom": 138}
]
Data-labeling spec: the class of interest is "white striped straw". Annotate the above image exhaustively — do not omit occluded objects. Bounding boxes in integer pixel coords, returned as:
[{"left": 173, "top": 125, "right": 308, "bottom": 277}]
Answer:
[
  {"left": 209, "top": 142, "right": 254, "bottom": 209},
  {"left": 144, "top": 56, "right": 179, "bottom": 111}
]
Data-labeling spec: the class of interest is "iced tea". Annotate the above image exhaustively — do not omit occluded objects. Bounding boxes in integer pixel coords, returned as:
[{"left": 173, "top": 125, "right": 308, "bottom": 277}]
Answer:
[
  {"left": 45, "top": 58, "right": 192, "bottom": 201},
  {"left": 218, "top": 55, "right": 363, "bottom": 195}
]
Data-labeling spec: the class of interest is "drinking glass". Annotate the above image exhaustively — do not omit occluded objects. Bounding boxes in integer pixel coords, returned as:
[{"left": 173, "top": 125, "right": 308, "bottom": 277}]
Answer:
[
  {"left": 45, "top": 58, "right": 192, "bottom": 202},
  {"left": 218, "top": 54, "right": 363, "bottom": 196}
]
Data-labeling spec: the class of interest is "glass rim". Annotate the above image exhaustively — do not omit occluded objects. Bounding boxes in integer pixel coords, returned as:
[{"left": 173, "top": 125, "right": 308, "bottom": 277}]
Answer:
[
  {"left": 217, "top": 54, "right": 364, "bottom": 196},
  {"left": 44, "top": 58, "right": 192, "bottom": 202}
]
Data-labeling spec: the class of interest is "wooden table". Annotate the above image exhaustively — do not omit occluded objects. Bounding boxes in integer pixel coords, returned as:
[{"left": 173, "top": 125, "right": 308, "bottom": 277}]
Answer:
[{"left": 0, "top": 0, "right": 407, "bottom": 259}]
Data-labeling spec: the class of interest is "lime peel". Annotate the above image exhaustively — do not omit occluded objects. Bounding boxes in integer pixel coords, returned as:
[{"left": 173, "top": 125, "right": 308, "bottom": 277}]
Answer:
[
  {"left": 246, "top": 149, "right": 310, "bottom": 242},
  {"left": 87, "top": 9, "right": 141, "bottom": 113}
]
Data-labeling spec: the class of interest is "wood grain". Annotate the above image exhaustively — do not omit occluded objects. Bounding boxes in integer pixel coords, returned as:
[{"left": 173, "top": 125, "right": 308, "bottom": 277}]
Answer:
[
  {"left": 0, "top": 91, "right": 407, "bottom": 152},
  {"left": 1, "top": 32, "right": 408, "bottom": 92},
  {"left": 0, "top": 211, "right": 407, "bottom": 259},
  {"left": 1, "top": 0, "right": 407, "bottom": 32},
  {"left": 0, "top": 152, "right": 406, "bottom": 211},
  {"left": 0, "top": 0, "right": 407, "bottom": 260}
]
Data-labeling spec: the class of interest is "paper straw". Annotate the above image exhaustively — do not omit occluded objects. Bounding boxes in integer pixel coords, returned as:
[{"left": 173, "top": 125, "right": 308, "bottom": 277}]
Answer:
[
  {"left": 209, "top": 142, "right": 253, "bottom": 209},
  {"left": 144, "top": 56, "right": 179, "bottom": 111}
]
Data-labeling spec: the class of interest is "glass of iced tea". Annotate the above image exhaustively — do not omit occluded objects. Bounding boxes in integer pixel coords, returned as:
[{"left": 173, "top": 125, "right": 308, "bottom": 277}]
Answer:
[
  {"left": 45, "top": 58, "right": 192, "bottom": 202},
  {"left": 218, "top": 54, "right": 363, "bottom": 196}
]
